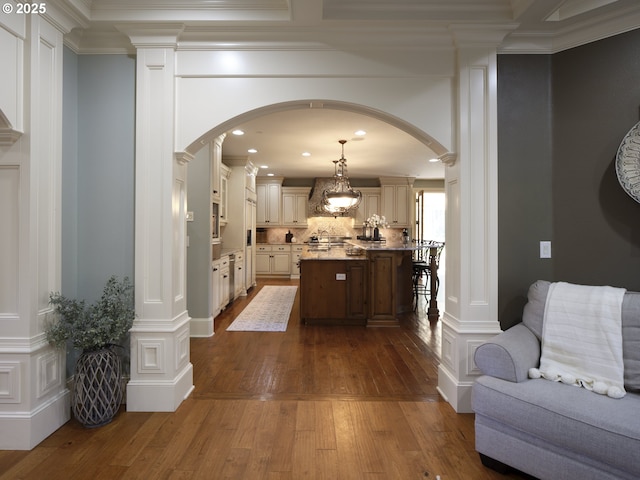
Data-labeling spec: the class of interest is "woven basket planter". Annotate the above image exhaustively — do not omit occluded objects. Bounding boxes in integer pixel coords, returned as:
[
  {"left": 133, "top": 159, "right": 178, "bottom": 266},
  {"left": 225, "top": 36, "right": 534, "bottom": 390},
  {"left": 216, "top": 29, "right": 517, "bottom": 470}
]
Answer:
[{"left": 73, "top": 347, "right": 123, "bottom": 428}]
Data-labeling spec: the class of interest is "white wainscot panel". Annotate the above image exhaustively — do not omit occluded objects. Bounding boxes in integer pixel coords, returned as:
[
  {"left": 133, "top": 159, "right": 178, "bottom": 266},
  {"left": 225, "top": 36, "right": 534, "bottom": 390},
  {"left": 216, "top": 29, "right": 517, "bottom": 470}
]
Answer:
[
  {"left": 37, "top": 350, "right": 62, "bottom": 398},
  {"left": 138, "top": 339, "right": 165, "bottom": 373},
  {"left": 0, "top": 166, "right": 19, "bottom": 317},
  {"left": 0, "top": 361, "right": 21, "bottom": 403}
]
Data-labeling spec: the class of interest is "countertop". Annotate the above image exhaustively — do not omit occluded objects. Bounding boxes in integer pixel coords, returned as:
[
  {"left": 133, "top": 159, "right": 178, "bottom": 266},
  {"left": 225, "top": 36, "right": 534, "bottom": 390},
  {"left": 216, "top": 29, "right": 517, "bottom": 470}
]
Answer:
[
  {"left": 300, "top": 246, "right": 367, "bottom": 261},
  {"left": 299, "top": 240, "right": 421, "bottom": 261}
]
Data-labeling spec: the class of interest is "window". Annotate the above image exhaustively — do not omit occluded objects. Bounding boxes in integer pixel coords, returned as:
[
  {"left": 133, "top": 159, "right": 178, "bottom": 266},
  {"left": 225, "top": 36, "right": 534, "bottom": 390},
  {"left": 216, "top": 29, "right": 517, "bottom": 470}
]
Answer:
[{"left": 415, "top": 190, "right": 445, "bottom": 242}]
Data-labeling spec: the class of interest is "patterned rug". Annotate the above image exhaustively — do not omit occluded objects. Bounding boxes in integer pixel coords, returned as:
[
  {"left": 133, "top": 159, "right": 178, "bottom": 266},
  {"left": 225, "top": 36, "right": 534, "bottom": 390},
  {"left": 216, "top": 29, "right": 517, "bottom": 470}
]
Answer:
[{"left": 226, "top": 286, "right": 298, "bottom": 332}]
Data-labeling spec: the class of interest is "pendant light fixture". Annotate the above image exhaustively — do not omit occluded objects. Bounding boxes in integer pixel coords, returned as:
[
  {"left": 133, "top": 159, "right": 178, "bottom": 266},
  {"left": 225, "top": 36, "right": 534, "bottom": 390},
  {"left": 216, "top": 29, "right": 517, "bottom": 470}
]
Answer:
[{"left": 321, "top": 140, "right": 362, "bottom": 215}]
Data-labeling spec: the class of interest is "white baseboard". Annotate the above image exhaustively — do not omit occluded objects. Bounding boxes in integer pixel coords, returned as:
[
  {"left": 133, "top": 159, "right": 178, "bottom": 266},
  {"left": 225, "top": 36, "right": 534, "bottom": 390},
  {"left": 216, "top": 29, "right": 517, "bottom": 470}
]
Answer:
[
  {"left": 437, "top": 364, "right": 474, "bottom": 413},
  {"left": 190, "top": 316, "right": 214, "bottom": 337},
  {"left": 126, "top": 363, "right": 194, "bottom": 412},
  {"left": 0, "top": 389, "right": 71, "bottom": 450}
]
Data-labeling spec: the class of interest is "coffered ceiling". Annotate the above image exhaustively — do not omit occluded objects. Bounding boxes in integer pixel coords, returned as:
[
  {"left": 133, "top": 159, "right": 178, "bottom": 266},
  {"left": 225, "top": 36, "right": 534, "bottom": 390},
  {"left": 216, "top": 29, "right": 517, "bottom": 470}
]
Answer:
[{"left": 53, "top": 0, "right": 640, "bottom": 180}]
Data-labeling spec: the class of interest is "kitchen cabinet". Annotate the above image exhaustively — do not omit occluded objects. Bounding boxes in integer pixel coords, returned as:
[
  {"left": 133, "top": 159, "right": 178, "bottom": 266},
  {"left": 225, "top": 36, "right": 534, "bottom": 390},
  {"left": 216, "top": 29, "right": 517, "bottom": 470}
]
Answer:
[
  {"left": 299, "top": 259, "right": 368, "bottom": 325},
  {"left": 281, "top": 187, "right": 310, "bottom": 227},
  {"left": 290, "top": 244, "right": 304, "bottom": 279},
  {"left": 210, "top": 134, "right": 225, "bottom": 203},
  {"left": 219, "top": 164, "right": 230, "bottom": 225},
  {"left": 211, "top": 259, "right": 221, "bottom": 318},
  {"left": 219, "top": 255, "right": 230, "bottom": 309},
  {"left": 256, "top": 178, "right": 282, "bottom": 226},
  {"left": 256, "top": 244, "right": 291, "bottom": 276},
  {"left": 234, "top": 251, "right": 245, "bottom": 298},
  {"left": 380, "top": 177, "right": 415, "bottom": 227},
  {"left": 354, "top": 187, "right": 381, "bottom": 227}
]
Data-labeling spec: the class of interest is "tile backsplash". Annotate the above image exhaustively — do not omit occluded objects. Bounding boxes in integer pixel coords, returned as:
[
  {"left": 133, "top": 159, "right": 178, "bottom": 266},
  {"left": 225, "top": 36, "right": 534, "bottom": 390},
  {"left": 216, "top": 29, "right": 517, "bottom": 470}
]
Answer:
[{"left": 260, "top": 216, "right": 402, "bottom": 244}]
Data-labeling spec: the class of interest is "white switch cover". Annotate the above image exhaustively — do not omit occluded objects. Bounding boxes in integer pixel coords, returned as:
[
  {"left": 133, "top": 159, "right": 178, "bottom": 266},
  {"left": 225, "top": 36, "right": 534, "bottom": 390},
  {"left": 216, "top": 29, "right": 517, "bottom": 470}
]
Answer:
[
  {"left": 540, "top": 241, "right": 551, "bottom": 258},
  {"left": 336, "top": 273, "right": 346, "bottom": 280}
]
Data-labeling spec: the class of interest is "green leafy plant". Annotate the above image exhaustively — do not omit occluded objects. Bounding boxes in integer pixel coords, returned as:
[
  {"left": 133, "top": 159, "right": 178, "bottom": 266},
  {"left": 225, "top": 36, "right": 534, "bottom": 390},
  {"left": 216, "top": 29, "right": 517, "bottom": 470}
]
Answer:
[{"left": 46, "top": 276, "right": 135, "bottom": 352}]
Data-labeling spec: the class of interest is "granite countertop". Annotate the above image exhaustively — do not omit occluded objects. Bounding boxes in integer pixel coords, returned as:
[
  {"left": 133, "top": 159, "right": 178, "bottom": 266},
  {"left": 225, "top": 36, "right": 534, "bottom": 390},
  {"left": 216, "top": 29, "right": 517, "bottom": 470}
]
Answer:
[
  {"left": 345, "top": 239, "right": 420, "bottom": 251},
  {"left": 299, "top": 246, "right": 367, "bottom": 261}
]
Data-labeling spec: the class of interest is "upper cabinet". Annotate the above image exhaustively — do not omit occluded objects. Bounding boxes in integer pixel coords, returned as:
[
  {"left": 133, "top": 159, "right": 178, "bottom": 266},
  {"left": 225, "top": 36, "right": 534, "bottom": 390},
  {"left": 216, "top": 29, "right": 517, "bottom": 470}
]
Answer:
[
  {"left": 256, "top": 177, "right": 283, "bottom": 226},
  {"left": 220, "top": 164, "right": 231, "bottom": 225},
  {"left": 380, "top": 177, "right": 415, "bottom": 228},
  {"left": 354, "top": 187, "right": 381, "bottom": 227},
  {"left": 210, "top": 134, "right": 225, "bottom": 204},
  {"left": 281, "top": 187, "right": 310, "bottom": 227}
]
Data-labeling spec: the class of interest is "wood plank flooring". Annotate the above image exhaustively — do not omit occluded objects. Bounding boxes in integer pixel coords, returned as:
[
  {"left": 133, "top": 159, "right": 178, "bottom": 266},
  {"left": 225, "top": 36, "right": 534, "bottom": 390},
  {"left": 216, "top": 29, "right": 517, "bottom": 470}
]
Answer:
[{"left": 0, "top": 279, "right": 531, "bottom": 480}]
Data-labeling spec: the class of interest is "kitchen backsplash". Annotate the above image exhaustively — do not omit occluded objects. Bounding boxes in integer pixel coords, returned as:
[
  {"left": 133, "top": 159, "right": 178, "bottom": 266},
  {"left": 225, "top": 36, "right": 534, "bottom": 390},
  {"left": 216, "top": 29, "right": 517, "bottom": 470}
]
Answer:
[{"left": 259, "top": 216, "right": 404, "bottom": 244}]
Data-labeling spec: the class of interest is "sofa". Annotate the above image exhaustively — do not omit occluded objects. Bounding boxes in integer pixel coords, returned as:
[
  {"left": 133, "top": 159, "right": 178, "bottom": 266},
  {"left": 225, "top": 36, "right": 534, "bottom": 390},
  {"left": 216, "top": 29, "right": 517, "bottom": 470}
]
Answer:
[{"left": 472, "top": 280, "right": 640, "bottom": 480}]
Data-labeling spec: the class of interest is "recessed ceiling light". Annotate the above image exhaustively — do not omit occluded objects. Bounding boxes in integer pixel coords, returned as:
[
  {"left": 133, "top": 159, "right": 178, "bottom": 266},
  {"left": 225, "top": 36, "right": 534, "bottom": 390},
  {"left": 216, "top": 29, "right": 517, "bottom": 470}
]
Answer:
[
  {"left": 302, "top": 152, "right": 311, "bottom": 157},
  {"left": 232, "top": 129, "right": 244, "bottom": 135},
  {"left": 248, "top": 148, "right": 258, "bottom": 154},
  {"left": 429, "top": 158, "right": 440, "bottom": 163},
  {"left": 354, "top": 130, "right": 366, "bottom": 136},
  {"left": 260, "top": 165, "right": 269, "bottom": 169},
  {"left": 267, "top": 173, "right": 275, "bottom": 176}
]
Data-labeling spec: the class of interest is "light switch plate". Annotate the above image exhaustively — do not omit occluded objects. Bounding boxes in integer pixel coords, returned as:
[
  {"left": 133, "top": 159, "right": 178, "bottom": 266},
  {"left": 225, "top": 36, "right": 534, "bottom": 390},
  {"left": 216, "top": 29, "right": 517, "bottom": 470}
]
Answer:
[
  {"left": 540, "top": 241, "right": 551, "bottom": 258},
  {"left": 336, "top": 273, "right": 346, "bottom": 280}
]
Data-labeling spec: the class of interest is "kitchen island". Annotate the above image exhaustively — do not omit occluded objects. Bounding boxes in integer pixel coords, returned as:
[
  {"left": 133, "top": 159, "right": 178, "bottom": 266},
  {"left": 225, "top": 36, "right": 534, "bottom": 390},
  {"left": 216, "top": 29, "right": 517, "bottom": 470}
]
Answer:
[{"left": 299, "top": 240, "right": 424, "bottom": 326}]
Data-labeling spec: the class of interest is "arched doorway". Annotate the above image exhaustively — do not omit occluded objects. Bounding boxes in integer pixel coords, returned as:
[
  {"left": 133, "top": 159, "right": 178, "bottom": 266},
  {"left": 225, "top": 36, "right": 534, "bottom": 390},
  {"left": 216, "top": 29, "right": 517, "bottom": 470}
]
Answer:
[{"left": 183, "top": 100, "right": 451, "bottom": 339}]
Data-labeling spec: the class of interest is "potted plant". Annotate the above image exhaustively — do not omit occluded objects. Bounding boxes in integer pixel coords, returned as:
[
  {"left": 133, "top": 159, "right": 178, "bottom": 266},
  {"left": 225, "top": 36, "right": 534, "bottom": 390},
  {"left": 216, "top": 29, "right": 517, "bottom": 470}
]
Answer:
[{"left": 45, "top": 275, "right": 135, "bottom": 428}]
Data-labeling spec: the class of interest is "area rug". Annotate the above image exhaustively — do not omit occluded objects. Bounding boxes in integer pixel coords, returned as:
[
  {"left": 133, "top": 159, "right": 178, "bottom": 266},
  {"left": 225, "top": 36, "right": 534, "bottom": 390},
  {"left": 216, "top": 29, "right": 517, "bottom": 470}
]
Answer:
[{"left": 226, "top": 286, "right": 298, "bottom": 332}]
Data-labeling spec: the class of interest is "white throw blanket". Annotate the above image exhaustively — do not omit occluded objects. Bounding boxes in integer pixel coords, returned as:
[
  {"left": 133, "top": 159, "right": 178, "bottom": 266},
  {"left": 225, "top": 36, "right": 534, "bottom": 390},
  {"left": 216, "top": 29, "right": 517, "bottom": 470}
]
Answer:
[{"left": 529, "top": 282, "right": 626, "bottom": 398}]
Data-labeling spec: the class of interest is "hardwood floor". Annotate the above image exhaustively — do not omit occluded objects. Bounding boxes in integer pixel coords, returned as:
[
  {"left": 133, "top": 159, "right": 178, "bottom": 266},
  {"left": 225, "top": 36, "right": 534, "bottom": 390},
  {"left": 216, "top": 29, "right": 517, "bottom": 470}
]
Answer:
[{"left": 0, "top": 279, "right": 530, "bottom": 479}]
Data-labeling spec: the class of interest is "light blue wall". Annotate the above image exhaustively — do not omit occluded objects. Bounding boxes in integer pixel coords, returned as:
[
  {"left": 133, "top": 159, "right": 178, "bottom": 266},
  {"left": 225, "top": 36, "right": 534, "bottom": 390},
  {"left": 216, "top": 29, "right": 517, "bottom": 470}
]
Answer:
[
  {"left": 62, "top": 47, "right": 78, "bottom": 298},
  {"left": 186, "top": 145, "right": 212, "bottom": 319},
  {"left": 76, "top": 54, "right": 136, "bottom": 301}
]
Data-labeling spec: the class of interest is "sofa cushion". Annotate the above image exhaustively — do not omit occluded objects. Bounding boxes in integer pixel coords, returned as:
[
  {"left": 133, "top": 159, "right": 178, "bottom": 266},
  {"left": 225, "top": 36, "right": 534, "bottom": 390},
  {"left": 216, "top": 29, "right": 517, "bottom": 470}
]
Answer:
[
  {"left": 521, "top": 280, "right": 640, "bottom": 392},
  {"left": 622, "top": 291, "right": 640, "bottom": 391},
  {"left": 473, "top": 375, "right": 640, "bottom": 477}
]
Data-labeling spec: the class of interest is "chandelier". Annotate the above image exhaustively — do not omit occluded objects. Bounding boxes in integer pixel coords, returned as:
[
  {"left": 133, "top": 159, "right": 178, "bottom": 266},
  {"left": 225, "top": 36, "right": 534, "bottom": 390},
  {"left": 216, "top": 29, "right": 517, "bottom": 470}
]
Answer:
[{"left": 321, "top": 140, "right": 362, "bottom": 215}]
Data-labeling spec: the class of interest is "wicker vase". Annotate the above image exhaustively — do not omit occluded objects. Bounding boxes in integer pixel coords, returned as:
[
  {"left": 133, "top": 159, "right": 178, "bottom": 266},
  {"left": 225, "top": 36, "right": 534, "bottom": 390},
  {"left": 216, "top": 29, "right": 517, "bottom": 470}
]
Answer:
[{"left": 73, "top": 347, "right": 123, "bottom": 428}]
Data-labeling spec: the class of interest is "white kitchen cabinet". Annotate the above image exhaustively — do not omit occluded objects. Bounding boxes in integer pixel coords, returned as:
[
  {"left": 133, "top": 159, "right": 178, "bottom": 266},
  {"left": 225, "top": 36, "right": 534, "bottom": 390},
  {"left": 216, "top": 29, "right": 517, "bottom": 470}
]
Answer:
[
  {"left": 380, "top": 178, "right": 415, "bottom": 228},
  {"left": 210, "top": 135, "right": 225, "bottom": 203},
  {"left": 354, "top": 187, "right": 381, "bottom": 227},
  {"left": 256, "top": 178, "right": 282, "bottom": 226},
  {"left": 211, "top": 259, "right": 222, "bottom": 318},
  {"left": 256, "top": 244, "right": 291, "bottom": 276},
  {"left": 219, "top": 164, "right": 230, "bottom": 225},
  {"left": 281, "top": 187, "right": 310, "bottom": 227},
  {"left": 219, "top": 255, "right": 230, "bottom": 309},
  {"left": 290, "top": 244, "right": 304, "bottom": 279},
  {"left": 234, "top": 251, "right": 245, "bottom": 297}
]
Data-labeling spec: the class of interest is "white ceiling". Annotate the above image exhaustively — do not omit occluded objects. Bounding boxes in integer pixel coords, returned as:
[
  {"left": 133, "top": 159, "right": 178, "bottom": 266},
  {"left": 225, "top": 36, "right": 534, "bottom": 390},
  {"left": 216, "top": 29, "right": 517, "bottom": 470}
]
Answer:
[
  {"left": 55, "top": 0, "right": 640, "bottom": 180},
  {"left": 221, "top": 108, "right": 443, "bottom": 180}
]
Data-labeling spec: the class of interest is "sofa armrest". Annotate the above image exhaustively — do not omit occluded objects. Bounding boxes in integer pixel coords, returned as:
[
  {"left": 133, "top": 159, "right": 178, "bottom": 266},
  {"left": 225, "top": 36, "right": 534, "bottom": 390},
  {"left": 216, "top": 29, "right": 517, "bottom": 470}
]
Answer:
[{"left": 474, "top": 323, "right": 540, "bottom": 383}]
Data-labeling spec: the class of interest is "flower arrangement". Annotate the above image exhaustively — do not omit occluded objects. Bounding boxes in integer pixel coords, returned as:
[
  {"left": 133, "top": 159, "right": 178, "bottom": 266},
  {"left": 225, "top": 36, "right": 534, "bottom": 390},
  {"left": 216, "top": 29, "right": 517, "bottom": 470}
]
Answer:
[
  {"left": 365, "top": 214, "right": 389, "bottom": 228},
  {"left": 46, "top": 276, "right": 135, "bottom": 352}
]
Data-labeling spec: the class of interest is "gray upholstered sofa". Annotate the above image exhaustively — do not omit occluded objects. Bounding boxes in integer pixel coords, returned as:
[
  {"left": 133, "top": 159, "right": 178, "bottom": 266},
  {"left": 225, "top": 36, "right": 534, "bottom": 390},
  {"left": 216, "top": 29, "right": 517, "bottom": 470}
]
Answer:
[{"left": 472, "top": 280, "right": 640, "bottom": 480}]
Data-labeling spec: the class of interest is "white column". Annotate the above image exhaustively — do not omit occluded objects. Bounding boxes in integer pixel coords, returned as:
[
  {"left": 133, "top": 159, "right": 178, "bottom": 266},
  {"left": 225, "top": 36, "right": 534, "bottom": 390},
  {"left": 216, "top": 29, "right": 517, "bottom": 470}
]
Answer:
[
  {"left": 122, "top": 26, "right": 194, "bottom": 411},
  {"left": 0, "top": 13, "right": 70, "bottom": 449},
  {"left": 437, "top": 29, "right": 510, "bottom": 412}
]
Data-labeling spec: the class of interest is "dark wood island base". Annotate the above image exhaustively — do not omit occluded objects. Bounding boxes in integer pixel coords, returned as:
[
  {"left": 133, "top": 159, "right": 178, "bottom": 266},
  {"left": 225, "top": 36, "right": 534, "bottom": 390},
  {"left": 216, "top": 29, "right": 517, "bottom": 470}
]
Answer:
[{"left": 299, "top": 241, "right": 417, "bottom": 326}]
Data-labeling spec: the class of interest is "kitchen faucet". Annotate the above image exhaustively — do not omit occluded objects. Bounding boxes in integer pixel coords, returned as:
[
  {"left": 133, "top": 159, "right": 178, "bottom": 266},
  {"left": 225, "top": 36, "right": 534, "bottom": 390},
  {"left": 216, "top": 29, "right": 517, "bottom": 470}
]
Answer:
[{"left": 318, "top": 229, "right": 331, "bottom": 249}]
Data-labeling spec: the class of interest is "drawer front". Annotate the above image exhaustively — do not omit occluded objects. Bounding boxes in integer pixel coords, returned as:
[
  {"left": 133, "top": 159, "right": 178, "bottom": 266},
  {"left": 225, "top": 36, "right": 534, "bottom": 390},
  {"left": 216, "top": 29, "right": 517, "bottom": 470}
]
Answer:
[
  {"left": 273, "top": 245, "right": 291, "bottom": 252},
  {"left": 257, "top": 245, "right": 271, "bottom": 252}
]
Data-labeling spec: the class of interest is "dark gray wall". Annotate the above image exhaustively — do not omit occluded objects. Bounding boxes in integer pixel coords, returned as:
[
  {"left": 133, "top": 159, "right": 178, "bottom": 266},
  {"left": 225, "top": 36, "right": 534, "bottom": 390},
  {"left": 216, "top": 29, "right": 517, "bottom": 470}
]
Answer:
[
  {"left": 497, "top": 54, "right": 554, "bottom": 328},
  {"left": 551, "top": 30, "right": 640, "bottom": 290},
  {"left": 498, "top": 29, "right": 640, "bottom": 328}
]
